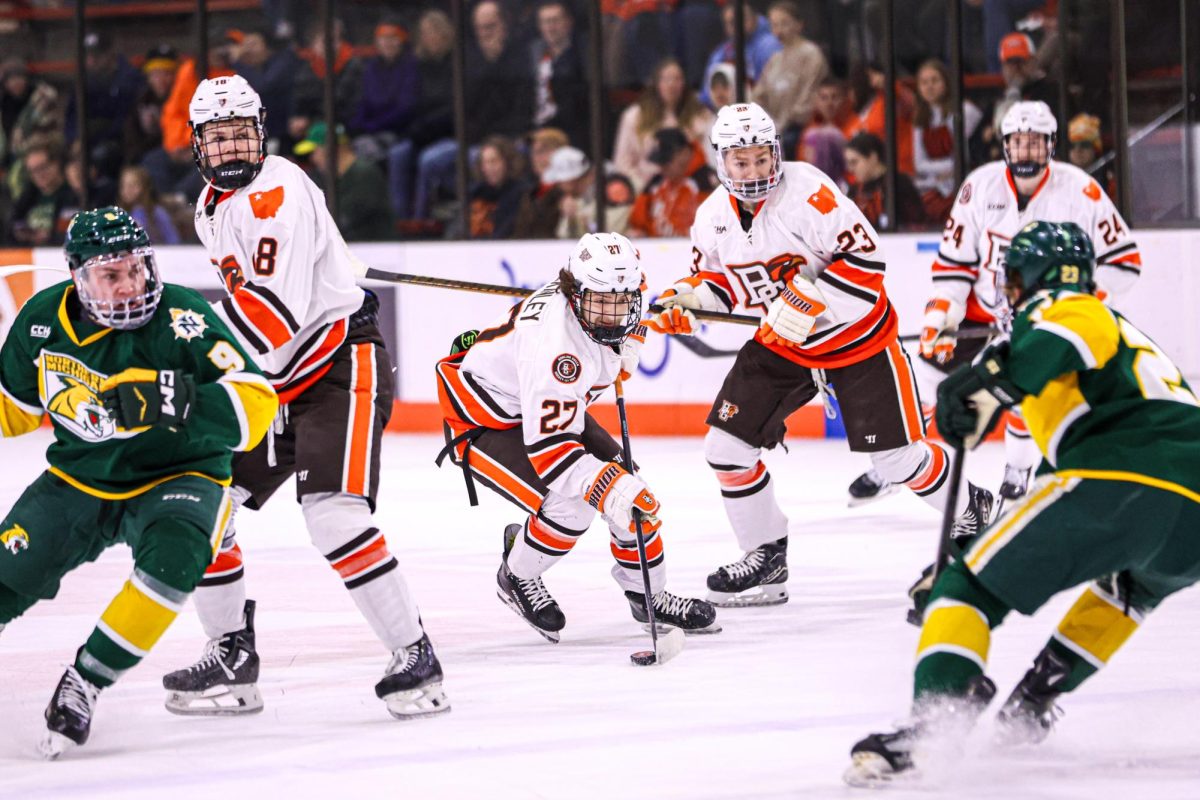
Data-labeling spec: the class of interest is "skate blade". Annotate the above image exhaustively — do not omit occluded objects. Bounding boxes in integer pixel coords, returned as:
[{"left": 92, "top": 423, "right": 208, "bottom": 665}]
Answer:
[
  {"left": 164, "top": 684, "right": 264, "bottom": 716},
  {"left": 842, "top": 752, "right": 914, "bottom": 788},
  {"left": 847, "top": 483, "right": 901, "bottom": 508},
  {"left": 383, "top": 681, "right": 451, "bottom": 720},
  {"left": 640, "top": 620, "right": 723, "bottom": 635},
  {"left": 496, "top": 591, "right": 561, "bottom": 643},
  {"left": 706, "top": 585, "right": 788, "bottom": 608},
  {"left": 39, "top": 730, "right": 75, "bottom": 761}
]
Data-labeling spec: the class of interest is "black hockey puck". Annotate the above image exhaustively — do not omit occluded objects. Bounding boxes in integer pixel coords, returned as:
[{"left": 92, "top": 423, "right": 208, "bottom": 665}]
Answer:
[{"left": 630, "top": 650, "right": 656, "bottom": 666}]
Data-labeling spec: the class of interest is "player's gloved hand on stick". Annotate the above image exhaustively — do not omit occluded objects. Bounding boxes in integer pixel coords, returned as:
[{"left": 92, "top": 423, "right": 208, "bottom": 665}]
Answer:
[
  {"left": 760, "top": 275, "right": 827, "bottom": 349},
  {"left": 586, "top": 461, "right": 662, "bottom": 534},
  {"left": 101, "top": 368, "right": 196, "bottom": 430},
  {"left": 619, "top": 325, "right": 647, "bottom": 381},
  {"left": 645, "top": 276, "right": 728, "bottom": 335},
  {"left": 919, "top": 297, "right": 965, "bottom": 364},
  {"left": 935, "top": 343, "right": 1025, "bottom": 450}
]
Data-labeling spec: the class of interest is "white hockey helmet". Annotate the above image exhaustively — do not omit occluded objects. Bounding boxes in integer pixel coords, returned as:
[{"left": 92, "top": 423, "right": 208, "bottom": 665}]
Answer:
[
  {"left": 1000, "top": 100, "right": 1057, "bottom": 178},
  {"left": 710, "top": 102, "right": 782, "bottom": 202},
  {"left": 188, "top": 74, "right": 267, "bottom": 190},
  {"left": 562, "top": 232, "right": 643, "bottom": 346}
]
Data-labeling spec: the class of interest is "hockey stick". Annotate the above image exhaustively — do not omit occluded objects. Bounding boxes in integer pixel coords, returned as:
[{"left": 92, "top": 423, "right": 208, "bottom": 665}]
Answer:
[
  {"left": 0, "top": 264, "right": 69, "bottom": 278},
  {"left": 906, "top": 443, "right": 966, "bottom": 626},
  {"left": 614, "top": 377, "right": 685, "bottom": 667}
]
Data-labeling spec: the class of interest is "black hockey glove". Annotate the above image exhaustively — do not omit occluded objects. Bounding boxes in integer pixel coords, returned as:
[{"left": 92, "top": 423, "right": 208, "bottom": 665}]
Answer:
[
  {"left": 935, "top": 342, "right": 1026, "bottom": 450},
  {"left": 100, "top": 368, "right": 196, "bottom": 430}
]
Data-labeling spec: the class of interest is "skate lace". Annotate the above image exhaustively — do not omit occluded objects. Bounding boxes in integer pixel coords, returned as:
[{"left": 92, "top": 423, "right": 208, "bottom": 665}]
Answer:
[
  {"left": 186, "top": 638, "right": 225, "bottom": 674},
  {"left": 652, "top": 591, "right": 693, "bottom": 618},
  {"left": 387, "top": 642, "right": 421, "bottom": 676},
  {"left": 516, "top": 575, "right": 556, "bottom": 612},
  {"left": 58, "top": 669, "right": 96, "bottom": 722},
  {"left": 721, "top": 549, "right": 765, "bottom": 580}
]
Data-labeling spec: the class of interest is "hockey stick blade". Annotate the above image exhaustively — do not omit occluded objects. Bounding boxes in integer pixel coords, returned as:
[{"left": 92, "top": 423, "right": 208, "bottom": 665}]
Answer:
[{"left": 630, "top": 626, "right": 685, "bottom": 666}]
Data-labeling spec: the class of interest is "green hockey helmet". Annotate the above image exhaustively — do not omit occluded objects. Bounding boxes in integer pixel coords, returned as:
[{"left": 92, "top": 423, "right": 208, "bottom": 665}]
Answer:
[
  {"left": 1004, "top": 221, "right": 1095, "bottom": 306},
  {"left": 64, "top": 207, "right": 163, "bottom": 330}
]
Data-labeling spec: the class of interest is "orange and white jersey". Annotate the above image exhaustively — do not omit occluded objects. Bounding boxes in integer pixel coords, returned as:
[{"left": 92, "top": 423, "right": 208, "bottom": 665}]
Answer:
[
  {"left": 690, "top": 161, "right": 897, "bottom": 369},
  {"left": 931, "top": 160, "right": 1141, "bottom": 325},
  {"left": 437, "top": 280, "right": 623, "bottom": 499},
  {"left": 194, "top": 155, "right": 364, "bottom": 403}
]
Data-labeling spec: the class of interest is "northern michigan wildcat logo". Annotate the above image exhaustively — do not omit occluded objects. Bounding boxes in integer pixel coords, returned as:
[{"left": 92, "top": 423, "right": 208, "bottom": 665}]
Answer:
[
  {"left": 40, "top": 351, "right": 117, "bottom": 441},
  {"left": 47, "top": 376, "right": 114, "bottom": 439},
  {"left": 0, "top": 524, "right": 29, "bottom": 555}
]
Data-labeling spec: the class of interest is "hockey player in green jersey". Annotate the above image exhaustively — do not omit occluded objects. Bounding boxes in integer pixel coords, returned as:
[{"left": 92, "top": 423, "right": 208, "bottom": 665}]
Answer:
[
  {"left": 844, "top": 221, "right": 1200, "bottom": 786},
  {"left": 0, "top": 207, "right": 277, "bottom": 758}
]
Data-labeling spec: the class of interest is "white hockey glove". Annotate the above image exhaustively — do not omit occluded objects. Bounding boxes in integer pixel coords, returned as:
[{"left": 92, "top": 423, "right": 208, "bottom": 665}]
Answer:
[
  {"left": 645, "top": 276, "right": 729, "bottom": 336},
  {"left": 619, "top": 325, "right": 647, "bottom": 381},
  {"left": 585, "top": 462, "right": 662, "bottom": 534},
  {"left": 919, "top": 297, "right": 966, "bottom": 364},
  {"left": 760, "top": 275, "right": 827, "bottom": 349}
]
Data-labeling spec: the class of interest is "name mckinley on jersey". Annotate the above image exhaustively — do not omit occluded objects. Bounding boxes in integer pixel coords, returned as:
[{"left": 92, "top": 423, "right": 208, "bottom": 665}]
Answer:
[
  {"left": 931, "top": 160, "right": 1142, "bottom": 325},
  {"left": 689, "top": 161, "right": 898, "bottom": 369},
  {"left": 195, "top": 154, "right": 364, "bottom": 403}
]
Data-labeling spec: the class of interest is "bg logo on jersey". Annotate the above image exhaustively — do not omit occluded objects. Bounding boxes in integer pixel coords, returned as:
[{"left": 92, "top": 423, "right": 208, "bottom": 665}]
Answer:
[{"left": 727, "top": 253, "right": 808, "bottom": 311}]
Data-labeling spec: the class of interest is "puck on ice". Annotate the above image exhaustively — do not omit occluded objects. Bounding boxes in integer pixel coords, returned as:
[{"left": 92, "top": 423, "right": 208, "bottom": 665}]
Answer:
[{"left": 630, "top": 650, "right": 656, "bottom": 666}]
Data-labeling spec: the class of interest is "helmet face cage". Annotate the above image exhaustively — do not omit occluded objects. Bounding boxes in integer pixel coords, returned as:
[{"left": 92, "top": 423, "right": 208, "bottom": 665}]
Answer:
[
  {"left": 192, "top": 113, "right": 267, "bottom": 191},
  {"left": 566, "top": 278, "right": 643, "bottom": 346},
  {"left": 72, "top": 247, "right": 163, "bottom": 330},
  {"left": 1003, "top": 130, "right": 1055, "bottom": 179},
  {"left": 716, "top": 139, "right": 782, "bottom": 202}
]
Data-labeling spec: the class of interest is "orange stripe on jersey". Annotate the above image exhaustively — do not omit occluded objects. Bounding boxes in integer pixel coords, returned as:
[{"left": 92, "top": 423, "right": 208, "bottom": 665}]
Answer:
[
  {"left": 277, "top": 362, "right": 333, "bottom": 405},
  {"left": 715, "top": 461, "right": 766, "bottom": 488},
  {"left": 343, "top": 343, "right": 375, "bottom": 496},
  {"left": 905, "top": 442, "right": 947, "bottom": 492},
  {"left": 611, "top": 532, "right": 664, "bottom": 564},
  {"left": 529, "top": 441, "right": 585, "bottom": 477},
  {"left": 332, "top": 535, "right": 390, "bottom": 579},
  {"left": 1108, "top": 252, "right": 1142, "bottom": 268},
  {"left": 205, "top": 543, "right": 243, "bottom": 576},
  {"left": 885, "top": 341, "right": 924, "bottom": 442},
  {"left": 825, "top": 259, "right": 886, "bottom": 293},
  {"left": 1005, "top": 411, "right": 1028, "bottom": 434},
  {"left": 466, "top": 446, "right": 544, "bottom": 512},
  {"left": 528, "top": 516, "right": 579, "bottom": 551},
  {"left": 233, "top": 289, "right": 293, "bottom": 349},
  {"left": 437, "top": 359, "right": 515, "bottom": 430}
]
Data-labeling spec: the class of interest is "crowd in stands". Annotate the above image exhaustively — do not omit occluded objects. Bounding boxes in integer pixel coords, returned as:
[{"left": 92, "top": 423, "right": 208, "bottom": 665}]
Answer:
[{"left": 0, "top": 0, "right": 1115, "bottom": 245}]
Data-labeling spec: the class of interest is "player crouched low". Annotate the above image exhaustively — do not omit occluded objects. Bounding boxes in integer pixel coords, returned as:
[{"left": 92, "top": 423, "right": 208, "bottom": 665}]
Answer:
[
  {"left": 436, "top": 232, "right": 718, "bottom": 642},
  {"left": 844, "top": 222, "right": 1200, "bottom": 786},
  {"left": 0, "top": 208, "right": 276, "bottom": 757}
]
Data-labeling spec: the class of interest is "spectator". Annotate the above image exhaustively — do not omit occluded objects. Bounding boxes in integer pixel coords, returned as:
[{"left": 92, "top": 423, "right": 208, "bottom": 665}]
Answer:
[
  {"left": 289, "top": 18, "right": 363, "bottom": 145},
  {"left": 461, "top": 135, "right": 528, "bottom": 239},
  {"left": 628, "top": 128, "right": 705, "bottom": 238},
  {"left": 704, "top": 63, "right": 738, "bottom": 113},
  {"left": 913, "top": 58, "right": 983, "bottom": 222},
  {"left": 603, "top": 170, "right": 636, "bottom": 235},
  {"left": 992, "top": 32, "right": 1057, "bottom": 133},
  {"left": 530, "top": 0, "right": 589, "bottom": 151},
  {"left": 1, "top": 58, "right": 33, "bottom": 166},
  {"left": 751, "top": 1, "right": 829, "bottom": 155},
  {"left": 123, "top": 45, "right": 179, "bottom": 168},
  {"left": 613, "top": 58, "right": 714, "bottom": 190},
  {"left": 387, "top": 8, "right": 455, "bottom": 220},
  {"left": 700, "top": 5, "right": 782, "bottom": 108},
  {"left": 66, "top": 140, "right": 121, "bottom": 209},
  {"left": 118, "top": 164, "right": 181, "bottom": 245},
  {"left": 601, "top": 1, "right": 673, "bottom": 88},
  {"left": 349, "top": 21, "right": 419, "bottom": 162},
  {"left": 11, "top": 143, "right": 79, "bottom": 245},
  {"left": 844, "top": 132, "right": 924, "bottom": 231},
  {"left": 1067, "top": 112, "right": 1116, "bottom": 195},
  {"left": 800, "top": 126, "right": 847, "bottom": 186},
  {"left": 546, "top": 146, "right": 595, "bottom": 238},
  {"left": 65, "top": 31, "right": 144, "bottom": 154},
  {"left": 465, "top": 1, "right": 534, "bottom": 144},
  {"left": 846, "top": 61, "right": 916, "bottom": 175},
  {"left": 801, "top": 77, "right": 857, "bottom": 144},
  {"left": 673, "top": 0, "right": 725, "bottom": 87},
  {"left": 979, "top": 0, "right": 1048, "bottom": 72},
  {"left": 295, "top": 121, "right": 393, "bottom": 241},
  {"left": 231, "top": 27, "right": 299, "bottom": 150},
  {"left": 513, "top": 128, "right": 570, "bottom": 238},
  {"left": 1, "top": 59, "right": 61, "bottom": 189}
]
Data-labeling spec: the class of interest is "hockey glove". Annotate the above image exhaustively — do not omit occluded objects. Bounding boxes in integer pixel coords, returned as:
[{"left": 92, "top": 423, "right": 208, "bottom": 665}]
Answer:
[
  {"left": 919, "top": 297, "right": 966, "bottom": 364},
  {"left": 585, "top": 461, "right": 662, "bottom": 534},
  {"left": 935, "top": 342, "right": 1026, "bottom": 450},
  {"left": 760, "top": 275, "right": 827, "bottom": 349},
  {"left": 100, "top": 368, "right": 196, "bottom": 430},
  {"left": 645, "top": 276, "right": 729, "bottom": 335},
  {"left": 619, "top": 325, "right": 647, "bottom": 381},
  {"left": 906, "top": 562, "right": 936, "bottom": 626}
]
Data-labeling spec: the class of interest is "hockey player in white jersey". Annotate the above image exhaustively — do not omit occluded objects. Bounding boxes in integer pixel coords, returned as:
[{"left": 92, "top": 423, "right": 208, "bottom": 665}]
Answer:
[
  {"left": 846, "top": 100, "right": 1142, "bottom": 508},
  {"left": 646, "top": 102, "right": 992, "bottom": 608},
  {"left": 436, "top": 232, "right": 719, "bottom": 642},
  {"left": 162, "top": 75, "right": 448, "bottom": 719}
]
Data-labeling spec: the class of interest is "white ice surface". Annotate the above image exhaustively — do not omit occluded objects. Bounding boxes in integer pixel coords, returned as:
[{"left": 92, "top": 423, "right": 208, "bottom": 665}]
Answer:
[{"left": 2, "top": 431, "right": 1199, "bottom": 799}]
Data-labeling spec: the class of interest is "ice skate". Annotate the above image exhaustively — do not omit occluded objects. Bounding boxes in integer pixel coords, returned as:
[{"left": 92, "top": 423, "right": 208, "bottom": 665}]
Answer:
[
  {"left": 163, "top": 599, "right": 263, "bottom": 715},
  {"left": 706, "top": 539, "right": 788, "bottom": 607},
  {"left": 497, "top": 524, "right": 566, "bottom": 642},
  {"left": 846, "top": 468, "right": 900, "bottom": 507},
  {"left": 375, "top": 633, "right": 450, "bottom": 719},
  {"left": 995, "top": 647, "right": 1068, "bottom": 746},
  {"left": 950, "top": 484, "right": 994, "bottom": 546},
  {"left": 843, "top": 725, "right": 924, "bottom": 787},
  {"left": 626, "top": 590, "right": 721, "bottom": 634},
  {"left": 994, "top": 465, "right": 1032, "bottom": 517},
  {"left": 40, "top": 665, "right": 100, "bottom": 760}
]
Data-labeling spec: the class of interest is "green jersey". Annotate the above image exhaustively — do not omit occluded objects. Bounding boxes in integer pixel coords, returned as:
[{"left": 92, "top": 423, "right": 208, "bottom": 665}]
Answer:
[
  {"left": 1008, "top": 288, "right": 1200, "bottom": 497},
  {"left": 0, "top": 281, "right": 278, "bottom": 498}
]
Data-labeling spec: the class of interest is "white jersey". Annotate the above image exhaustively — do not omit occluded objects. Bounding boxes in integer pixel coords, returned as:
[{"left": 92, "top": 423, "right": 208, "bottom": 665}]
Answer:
[
  {"left": 690, "top": 161, "right": 897, "bottom": 369},
  {"left": 439, "top": 281, "right": 626, "bottom": 499},
  {"left": 194, "top": 155, "right": 365, "bottom": 402},
  {"left": 931, "top": 160, "right": 1141, "bottom": 324}
]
